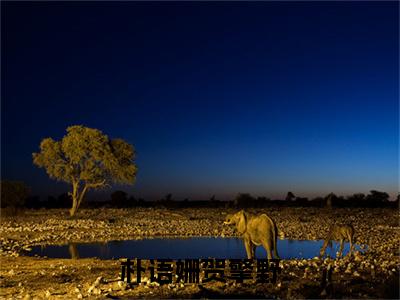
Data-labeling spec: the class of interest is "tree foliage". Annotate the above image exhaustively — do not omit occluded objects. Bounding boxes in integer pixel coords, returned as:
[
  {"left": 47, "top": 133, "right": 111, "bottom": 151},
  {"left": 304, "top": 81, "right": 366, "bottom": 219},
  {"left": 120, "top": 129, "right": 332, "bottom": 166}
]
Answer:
[
  {"left": 33, "top": 125, "right": 137, "bottom": 216},
  {"left": 366, "top": 190, "right": 389, "bottom": 203}
]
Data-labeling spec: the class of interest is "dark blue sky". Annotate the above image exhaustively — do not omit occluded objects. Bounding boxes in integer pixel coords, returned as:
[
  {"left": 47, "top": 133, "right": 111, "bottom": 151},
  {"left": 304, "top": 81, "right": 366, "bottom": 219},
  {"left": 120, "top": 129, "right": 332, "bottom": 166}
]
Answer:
[{"left": 2, "top": 2, "right": 398, "bottom": 200}]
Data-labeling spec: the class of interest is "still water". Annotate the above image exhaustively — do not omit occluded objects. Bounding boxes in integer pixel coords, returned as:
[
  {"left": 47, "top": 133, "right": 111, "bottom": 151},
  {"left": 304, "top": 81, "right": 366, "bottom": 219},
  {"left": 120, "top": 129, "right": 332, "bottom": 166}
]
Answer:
[{"left": 26, "top": 238, "right": 362, "bottom": 259}]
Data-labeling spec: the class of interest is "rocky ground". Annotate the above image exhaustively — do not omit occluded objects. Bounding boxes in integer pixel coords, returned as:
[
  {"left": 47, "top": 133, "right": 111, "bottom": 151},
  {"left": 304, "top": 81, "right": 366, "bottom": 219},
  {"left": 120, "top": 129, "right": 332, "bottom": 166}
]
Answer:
[{"left": 0, "top": 207, "right": 399, "bottom": 299}]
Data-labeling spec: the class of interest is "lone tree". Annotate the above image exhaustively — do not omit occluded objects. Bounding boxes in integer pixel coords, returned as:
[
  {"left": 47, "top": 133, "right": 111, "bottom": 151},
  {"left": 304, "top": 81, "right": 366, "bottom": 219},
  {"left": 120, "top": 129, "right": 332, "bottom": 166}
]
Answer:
[{"left": 33, "top": 125, "right": 137, "bottom": 216}]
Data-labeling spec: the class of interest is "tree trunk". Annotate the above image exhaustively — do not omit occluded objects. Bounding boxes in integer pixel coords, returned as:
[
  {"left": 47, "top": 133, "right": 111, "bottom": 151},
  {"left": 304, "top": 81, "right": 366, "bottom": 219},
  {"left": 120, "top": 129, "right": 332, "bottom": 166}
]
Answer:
[
  {"left": 69, "top": 181, "right": 79, "bottom": 217},
  {"left": 69, "top": 180, "right": 105, "bottom": 216},
  {"left": 70, "top": 195, "right": 79, "bottom": 217},
  {"left": 69, "top": 182, "right": 89, "bottom": 217},
  {"left": 77, "top": 185, "right": 88, "bottom": 210}
]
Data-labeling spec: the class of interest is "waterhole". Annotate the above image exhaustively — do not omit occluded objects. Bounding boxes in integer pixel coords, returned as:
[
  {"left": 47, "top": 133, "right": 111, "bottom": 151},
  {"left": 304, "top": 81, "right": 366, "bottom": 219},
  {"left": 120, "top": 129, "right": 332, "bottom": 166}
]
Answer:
[{"left": 26, "top": 237, "right": 363, "bottom": 259}]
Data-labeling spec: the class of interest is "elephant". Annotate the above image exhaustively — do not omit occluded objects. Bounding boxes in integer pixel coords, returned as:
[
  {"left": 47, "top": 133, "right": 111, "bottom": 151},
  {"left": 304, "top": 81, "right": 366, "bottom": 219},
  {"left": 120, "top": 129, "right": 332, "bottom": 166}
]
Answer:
[
  {"left": 319, "top": 224, "right": 354, "bottom": 258},
  {"left": 223, "top": 210, "right": 279, "bottom": 259}
]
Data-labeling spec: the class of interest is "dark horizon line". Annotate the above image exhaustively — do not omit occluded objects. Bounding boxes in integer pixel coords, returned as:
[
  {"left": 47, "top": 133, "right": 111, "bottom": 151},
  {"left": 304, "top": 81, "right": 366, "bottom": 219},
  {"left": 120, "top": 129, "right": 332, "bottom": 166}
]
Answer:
[{"left": 28, "top": 190, "right": 398, "bottom": 202}]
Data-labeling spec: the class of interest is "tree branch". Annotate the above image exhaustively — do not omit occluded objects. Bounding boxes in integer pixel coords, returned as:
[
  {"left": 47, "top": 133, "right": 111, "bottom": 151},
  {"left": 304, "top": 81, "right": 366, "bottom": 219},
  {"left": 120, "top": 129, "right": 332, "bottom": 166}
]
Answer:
[
  {"left": 86, "top": 179, "right": 107, "bottom": 189},
  {"left": 77, "top": 184, "right": 88, "bottom": 208}
]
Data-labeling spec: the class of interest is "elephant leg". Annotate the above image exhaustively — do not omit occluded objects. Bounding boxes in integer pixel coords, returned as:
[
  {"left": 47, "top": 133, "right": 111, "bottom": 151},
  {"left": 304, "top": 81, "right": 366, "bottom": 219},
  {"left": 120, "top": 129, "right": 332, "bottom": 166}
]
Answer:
[
  {"left": 319, "top": 247, "right": 325, "bottom": 258},
  {"left": 338, "top": 239, "right": 344, "bottom": 258},
  {"left": 251, "top": 244, "right": 256, "bottom": 259},
  {"left": 348, "top": 240, "right": 353, "bottom": 256},
  {"left": 262, "top": 240, "right": 273, "bottom": 260},
  {"left": 244, "top": 237, "right": 253, "bottom": 259},
  {"left": 273, "top": 240, "right": 280, "bottom": 259},
  {"left": 348, "top": 234, "right": 354, "bottom": 255}
]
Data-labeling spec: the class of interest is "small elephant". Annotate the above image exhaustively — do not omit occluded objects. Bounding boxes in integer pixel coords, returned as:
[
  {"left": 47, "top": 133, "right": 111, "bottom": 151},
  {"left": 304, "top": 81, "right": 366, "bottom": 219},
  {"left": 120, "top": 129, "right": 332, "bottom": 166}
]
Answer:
[
  {"left": 224, "top": 210, "right": 279, "bottom": 259},
  {"left": 319, "top": 224, "right": 354, "bottom": 258}
]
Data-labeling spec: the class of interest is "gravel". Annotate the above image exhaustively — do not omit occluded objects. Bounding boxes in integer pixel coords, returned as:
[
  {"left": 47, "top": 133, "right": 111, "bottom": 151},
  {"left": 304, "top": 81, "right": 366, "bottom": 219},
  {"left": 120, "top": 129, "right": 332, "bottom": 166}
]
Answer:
[{"left": 0, "top": 207, "right": 398, "bottom": 299}]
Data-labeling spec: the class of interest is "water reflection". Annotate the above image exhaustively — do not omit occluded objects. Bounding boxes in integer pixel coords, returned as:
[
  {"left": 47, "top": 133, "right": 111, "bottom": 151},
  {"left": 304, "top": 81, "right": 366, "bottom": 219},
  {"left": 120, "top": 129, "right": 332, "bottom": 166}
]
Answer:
[
  {"left": 68, "top": 243, "right": 79, "bottom": 259},
  {"left": 28, "top": 237, "right": 363, "bottom": 260}
]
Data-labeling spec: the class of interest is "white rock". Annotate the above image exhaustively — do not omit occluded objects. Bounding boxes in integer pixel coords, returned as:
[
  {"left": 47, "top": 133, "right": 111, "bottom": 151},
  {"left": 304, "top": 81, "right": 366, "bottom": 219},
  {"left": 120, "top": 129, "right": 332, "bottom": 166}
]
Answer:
[{"left": 93, "top": 276, "right": 103, "bottom": 286}]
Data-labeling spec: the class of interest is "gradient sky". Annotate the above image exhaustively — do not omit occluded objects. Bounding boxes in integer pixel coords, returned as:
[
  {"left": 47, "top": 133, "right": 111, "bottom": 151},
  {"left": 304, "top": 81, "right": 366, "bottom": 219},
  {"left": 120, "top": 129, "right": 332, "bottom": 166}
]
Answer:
[{"left": 2, "top": 2, "right": 399, "bottom": 200}]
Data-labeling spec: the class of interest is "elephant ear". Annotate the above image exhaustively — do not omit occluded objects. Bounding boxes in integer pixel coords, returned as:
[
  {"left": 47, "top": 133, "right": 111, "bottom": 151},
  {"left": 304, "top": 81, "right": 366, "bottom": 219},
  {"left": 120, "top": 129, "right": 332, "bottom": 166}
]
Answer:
[{"left": 237, "top": 210, "right": 247, "bottom": 234}]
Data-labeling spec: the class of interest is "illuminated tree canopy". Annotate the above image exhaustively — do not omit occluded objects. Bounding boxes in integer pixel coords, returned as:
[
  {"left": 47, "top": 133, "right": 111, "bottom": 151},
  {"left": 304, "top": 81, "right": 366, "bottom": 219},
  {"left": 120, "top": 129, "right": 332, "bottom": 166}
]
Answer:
[{"left": 33, "top": 125, "right": 137, "bottom": 216}]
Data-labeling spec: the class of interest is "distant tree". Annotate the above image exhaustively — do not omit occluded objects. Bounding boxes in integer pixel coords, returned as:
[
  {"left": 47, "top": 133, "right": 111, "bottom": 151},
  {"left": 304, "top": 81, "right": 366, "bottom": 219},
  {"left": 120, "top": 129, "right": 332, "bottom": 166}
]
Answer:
[
  {"left": 57, "top": 193, "right": 72, "bottom": 208},
  {"left": 1, "top": 180, "right": 29, "bottom": 209},
  {"left": 295, "top": 197, "right": 309, "bottom": 206},
  {"left": 335, "top": 195, "right": 346, "bottom": 207},
  {"left": 163, "top": 193, "right": 173, "bottom": 202},
  {"left": 25, "top": 195, "right": 41, "bottom": 209},
  {"left": 209, "top": 195, "right": 216, "bottom": 202},
  {"left": 285, "top": 192, "right": 295, "bottom": 202},
  {"left": 309, "top": 197, "right": 324, "bottom": 207},
  {"left": 127, "top": 196, "right": 138, "bottom": 207},
  {"left": 33, "top": 125, "right": 137, "bottom": 216},
  {"left": 366, "top": 190, "right": 390, "bottom": 206},
  {"left": 46, "top": 196, "right": 57, "bottom": 208},
  {"left": 345, "top": 193, "right": 365, "bottom": 207},
  {"left": 111, "top": 190, "right": 128, "bottom": 207},
  {"left": 234, "top": 193, "right": 255, "bottom": 208},
  {"left": 348, "top": 193, "right": 365, "bottom": 201},
  {"left": 137, "top": 198, "right": 146, "bottom": 207},
  {"left": 256, "top": 196, "right": 271, "bottom": 208}
]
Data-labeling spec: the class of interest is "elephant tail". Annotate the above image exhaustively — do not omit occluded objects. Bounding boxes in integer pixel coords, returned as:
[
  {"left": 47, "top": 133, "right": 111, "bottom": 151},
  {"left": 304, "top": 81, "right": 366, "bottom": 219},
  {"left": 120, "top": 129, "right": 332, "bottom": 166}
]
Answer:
[{"left": 273, "top": 222, "right": 280, "bottom": 259}]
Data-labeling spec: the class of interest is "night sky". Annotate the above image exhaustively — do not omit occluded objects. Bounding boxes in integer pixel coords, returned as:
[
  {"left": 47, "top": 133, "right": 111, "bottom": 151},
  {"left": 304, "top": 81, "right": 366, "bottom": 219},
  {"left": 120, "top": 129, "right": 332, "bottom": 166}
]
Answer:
[{"left": 2, "top": 2, "right": 398, "bottom": 200}]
